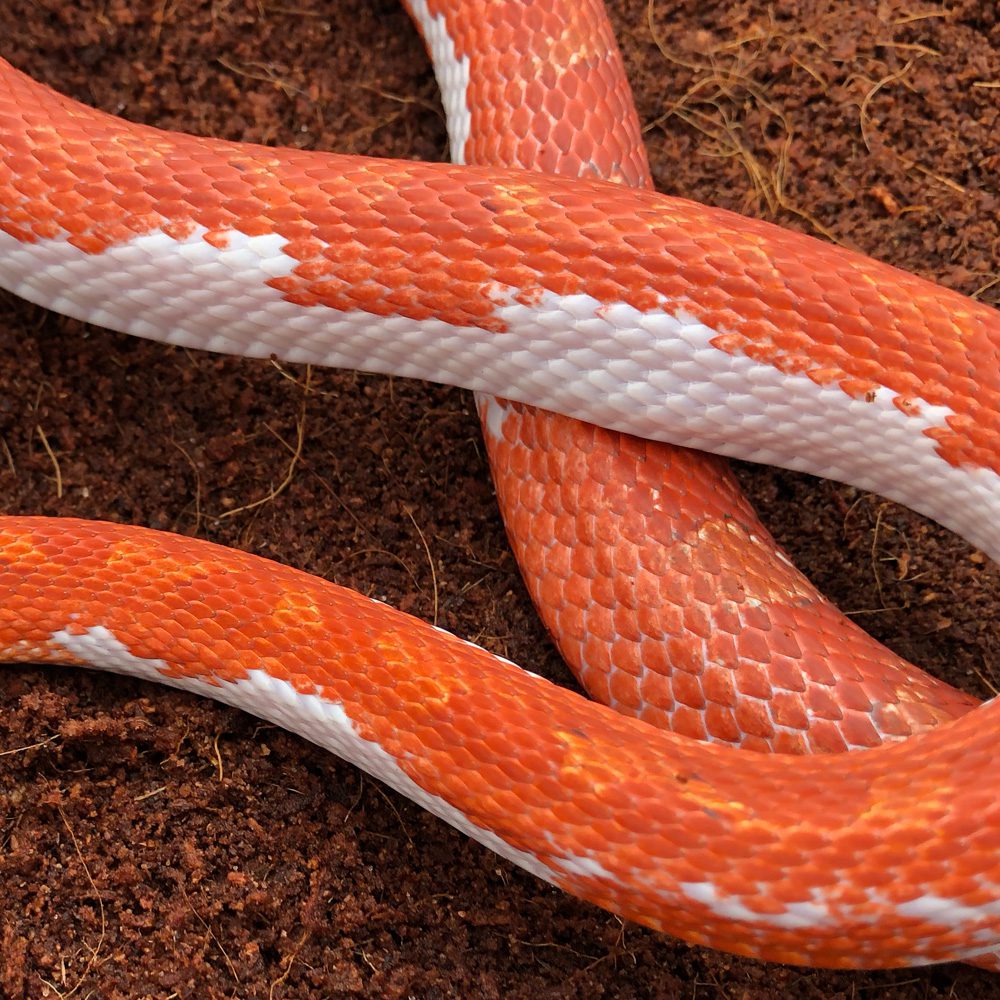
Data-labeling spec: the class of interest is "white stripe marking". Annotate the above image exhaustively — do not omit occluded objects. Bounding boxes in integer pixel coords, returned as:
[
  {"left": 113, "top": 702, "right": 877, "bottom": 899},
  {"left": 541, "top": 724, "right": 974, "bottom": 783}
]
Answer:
[
  {"left": 403, "top": 0, "right": 472, "bottom": 160},
  {"left": 3, "top": 227, "right": 998, "bottom": 562},
  {"left": 44, "top": 624, "right": 1000, "bottom": 964},
  {"left": 49, "top": 625, "right": 577, "bottom": 887}
]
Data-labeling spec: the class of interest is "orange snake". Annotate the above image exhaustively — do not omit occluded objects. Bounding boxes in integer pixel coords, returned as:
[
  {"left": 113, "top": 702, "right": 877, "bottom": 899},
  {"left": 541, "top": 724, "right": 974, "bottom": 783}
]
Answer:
[{"left": 1, "top": 0, "right": 1000, "bottom": 977}]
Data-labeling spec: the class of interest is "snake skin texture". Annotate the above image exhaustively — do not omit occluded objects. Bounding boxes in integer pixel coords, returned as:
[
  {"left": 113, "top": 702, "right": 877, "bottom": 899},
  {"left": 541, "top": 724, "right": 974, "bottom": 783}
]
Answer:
[
  {"left": 406, "top": 0, "right": 980, "bottom": 752},
  {"left": 3, "top": 517, "right": 1000, "bottom": 969},
  {"left": 1, "top": 0, "right": 1000, "bottom": 971},
  {"left": 1, "top": 61, "right": 999, "bottom": 555}
]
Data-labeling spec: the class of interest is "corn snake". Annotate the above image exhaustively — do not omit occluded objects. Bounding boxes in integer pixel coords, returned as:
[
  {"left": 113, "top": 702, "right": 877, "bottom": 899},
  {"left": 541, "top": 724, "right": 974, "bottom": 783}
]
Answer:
[{"left": 1, "top": 0, "right": 1000, "bottom": 972}]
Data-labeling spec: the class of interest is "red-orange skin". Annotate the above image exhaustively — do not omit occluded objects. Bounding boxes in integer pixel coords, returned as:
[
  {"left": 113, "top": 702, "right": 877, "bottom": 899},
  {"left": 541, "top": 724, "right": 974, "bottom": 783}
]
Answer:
[
  {"left": 1, "top": 518, "right": 999, "bottom": 969},
  {"left": 1, "top": 58, "right": 998, "bottom": 475},
  {"left": 482, "top": 403, "right": 979, "bottom": 748},
  {"left": 2, "top": 0, "right": 1000, "bottom": 969},
  {"left": 417, "top": 0, "right": 979, "bottom": 750}
]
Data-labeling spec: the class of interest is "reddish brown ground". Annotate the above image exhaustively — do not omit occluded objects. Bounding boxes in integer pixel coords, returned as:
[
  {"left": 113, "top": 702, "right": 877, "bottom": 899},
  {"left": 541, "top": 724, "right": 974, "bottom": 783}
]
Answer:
[{"left": 1, "top": 1, "right": 999, "bottom": 997}]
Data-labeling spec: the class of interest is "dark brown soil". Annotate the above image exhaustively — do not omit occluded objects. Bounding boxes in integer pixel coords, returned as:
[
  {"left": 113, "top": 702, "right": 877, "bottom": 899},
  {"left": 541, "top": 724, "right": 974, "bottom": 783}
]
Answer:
[{"left": 2, "top": 1, "right": 1000, "bottom": 997}]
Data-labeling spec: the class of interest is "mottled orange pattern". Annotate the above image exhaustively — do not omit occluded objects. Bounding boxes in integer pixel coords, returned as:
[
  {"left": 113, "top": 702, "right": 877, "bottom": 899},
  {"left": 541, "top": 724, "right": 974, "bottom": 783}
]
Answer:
[
  {"left": 480, "top": 401, "right": 977, "bottom": 751},
  {"left": 1, "top": 56, "right": 998, "bottom": 471},
  {"left": 418, "top": 0, "right": 978, "bottom": 752},
  {"left": 0, "top": 518, "right": 997, "bottom": 968},
  {"left": 422, "top": 0, "right": 649, "bottom": 185},
  {"left": 2, "top": 0, "right": 1000, "bottom": 970}
]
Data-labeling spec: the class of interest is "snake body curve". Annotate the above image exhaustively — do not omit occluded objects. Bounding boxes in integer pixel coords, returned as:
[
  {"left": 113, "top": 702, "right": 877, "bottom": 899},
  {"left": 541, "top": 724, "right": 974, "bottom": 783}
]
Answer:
[
  {"left": 2, "top": 0, "right": 1000, "bottom": 971},
  {"left": 416, "top": 0, "right": 979, "bottom": 753}
]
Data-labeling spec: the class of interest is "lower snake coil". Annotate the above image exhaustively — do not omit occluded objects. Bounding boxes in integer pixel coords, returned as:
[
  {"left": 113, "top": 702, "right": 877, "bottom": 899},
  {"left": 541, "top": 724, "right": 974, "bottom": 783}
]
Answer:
[{"left": 2, "top": 0, "right": 1000, "bottom": 974}]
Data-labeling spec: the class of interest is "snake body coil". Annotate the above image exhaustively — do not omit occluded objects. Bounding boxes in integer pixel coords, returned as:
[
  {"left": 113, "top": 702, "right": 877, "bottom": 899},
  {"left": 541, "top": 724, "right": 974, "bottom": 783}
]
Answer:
[{"left": 1, "top": 0, "right": 1000, "bottom": 971}]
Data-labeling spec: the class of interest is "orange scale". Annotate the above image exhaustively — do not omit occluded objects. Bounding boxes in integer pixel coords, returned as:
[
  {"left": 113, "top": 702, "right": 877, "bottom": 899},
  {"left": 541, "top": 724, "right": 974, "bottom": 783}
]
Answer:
[
  {"left": 163, "top": 176, "right": 211, "bottom": 202},
  {"left": 820, "top": 881, "right": 879, "bottom": 914},
  {"left": 705, "top": 620, "right": 739, "bottom": 673},
  {"left": 8, "top": 169, "right": 52, "bottom": 201},
  {"left": 98, "top": 147, "right": 147, "bottom": 178},
  {"left": 607, "top": 663, "right": 640, "bottom": 707},
  {"left": 805, "top": 684, "right": 845, "bottom": 722},
  {"left": 666, "top": 533, "right": 705, "bottom": 579},
  {"left": 701, "top": 665, "right": 737, "bottom": 707},
  {"left": 520, "top": 538, "right": 550, "bottom": 580},
  {"left": 526, "top": 498, "right": 558, "bottom": 539},
  {"left": 484, "top": 784, "right": 551, "bottom": 824},
  {"left": 754, "top": 893, "right": 815, "bottom": 920},
  {"left": 804, "top": 365, "right": 848, "bottom": 388},
  {"left": 426, "top": 713, "right": 476, "bottom": 760},
  {"left": 64, "top": 231, "right": 107, "bottom": 253},
  {"left": 32, "top": 149, "right": 76, "bottom": 176},
  {"left": 8, "top": 209, "right": 48, "bottom": 237},
  {"left": 955, "top": 883, "right": 1000, "bottom": 910},
  {"left": 512, "top": 760, "right": 579, "bottom": 807},
  {"left": 44, "top": 197, "right": 87, "bottom": 230},
  {"left": 225, "top": 584, "right": 271, "bottom": 612},
  {"left": 734, "top": 627, "right": 773, "bottom": 667},
  {"left": 733, "top": 700, "right": 775, "bottom": 743},
  {"left": 670, "top": 705, "right": 708, "bottom": 741},
  {"left": 763, "top": 653, "right": 806, "bottom": 691},
  {"left": 561, "top": 821, "right": 628, "bottom": 862},
  {"left": 941, "top": 821, "right": 997, "bottom": 857},
  {"left": 633, "top": 629, "right": 675, "bottom": 674},
  {"left": 606, "top": 553, "right": 640, "bottom": 597},
  {"left": 443, "top": 741, "right": 485, "bottom": 777},
  {"left": 512, "top": 448, "right": 538, "bottom": 486},
  {"left": 508, "top": 484, "right": 536, "bottom": 523},
  {"left": 795, "top": 653, "right": 837, "bottom": 689},
  {"left": 560, "top": 576, "right": 593, "bottom": 616},
  {"left": 610, "top": 636, "right": 643, "bottom": 684},
  {"left": 248, "top": 187, "right": 295, "bottom": 213},
  {"left": 493, "top": 44, "right": 525, "bottom": 79},
  {"left": 904, "top": 860, "right": 953, "bottom": 889},
  {"left": 822, "top": 287, "right": 878, "bottom": 319},
  {"left": 580, "top": 651, "right": 612, "bottom": 694},
  {"left": 868, "top": 703, "right": 911, "bottom": 739},
  {"left": 487, "top": 262, "right": 535, "bottom": 294},
  {"left": 689, "top": 571, "right": 719, "bottom": 608},
  {"left": 544, "top": 796, "right": 599, "bottom": 835},
  {"left": 552, "top": 515, "right": 580, "bottom": 551},
  {"left": 339, "top": 280, "right": 396, "bottom": 309},
  {"left": 199, "top": 635, "right": 240, "bottom": 665},
  {"left": 768, "top": 691, "right": 809, "bottom": 731},
  {"left": 379, "top": 284, "right": 427, "bottom": 314},
  {"left": 900, "top": 700, "right": 942, "bottom": 731},
  {"left": 65, "top": 165, "right": 111, "bottom": 196},
  {"left": 704, "top": 704, "right": 741, "bottom": 745},
  {"left": 493, "top": 751, "right": 540, "bottom": 788},
  {"left": 80, "top": 198, "right": 133, "bottom": 226},
  {"left": 476, "top": 241, "right": 525, "bottom": 272},
  {"left": 963, "top": 436, "right": 1000, "bottom": 473},
  {"left": 666, "top": 620, "right": 704, "bottom": 674},
  {"left": 832, "top": 311, "right": 880, "bottom": 346},
  {"left": 710, "top": 602, "right": 743, "bottom": 638},
  {"left": 550, "top": 97, "right": 579, "bottom": 137},
  {"left": 839, "top": 713, "right": 880, "bottom": 749},
  {"left": 560, "top": 790, "right": 619, "bottom": 833},
  {"left": 561, "top": 101, "right": 592, "bottom": 141},
  {"left": 621, "top": 568, "right": 659, "bottom": 612},
  {"left": 681, "top": 845, "right": 740, "bottom": 881},
  {"left": 578, "top": 565, "right": 612, "bottom": 609},
  {"left": 524, "top": 77, "right": 550, "bottom": 112},
  {"left": 827, "top": 679, "right": 875, "bottom": 713}
]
